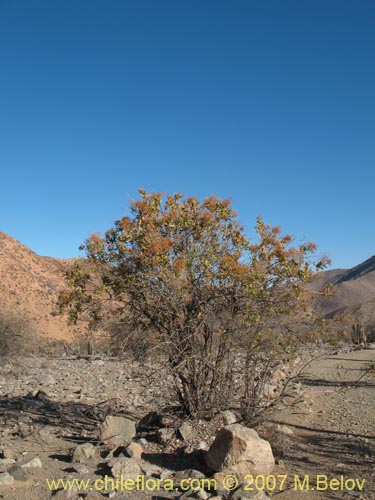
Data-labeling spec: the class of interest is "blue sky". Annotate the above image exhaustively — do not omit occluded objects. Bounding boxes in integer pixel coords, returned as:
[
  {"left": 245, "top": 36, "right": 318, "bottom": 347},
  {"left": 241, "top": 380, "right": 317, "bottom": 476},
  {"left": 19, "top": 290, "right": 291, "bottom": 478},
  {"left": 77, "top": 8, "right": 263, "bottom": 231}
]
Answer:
[{"left": 0, "top": 0, "right": 374, "bottom": 269}]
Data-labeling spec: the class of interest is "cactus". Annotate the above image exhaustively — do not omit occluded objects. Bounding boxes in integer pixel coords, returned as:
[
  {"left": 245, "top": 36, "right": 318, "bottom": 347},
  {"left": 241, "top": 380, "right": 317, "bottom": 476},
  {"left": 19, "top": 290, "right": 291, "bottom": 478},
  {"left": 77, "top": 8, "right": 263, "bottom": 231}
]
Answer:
[
  {"left": 87, "top": 339, "right": 93, "bottom": 356},
  {"left": 351, "top": 321, "right": 367, "bottom": 347}
]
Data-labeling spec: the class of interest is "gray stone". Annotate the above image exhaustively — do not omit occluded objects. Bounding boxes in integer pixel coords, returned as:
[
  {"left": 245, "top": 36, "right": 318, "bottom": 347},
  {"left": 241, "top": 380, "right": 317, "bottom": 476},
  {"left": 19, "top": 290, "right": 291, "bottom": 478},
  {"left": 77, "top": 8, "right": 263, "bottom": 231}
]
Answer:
[
  {"left": 110, "top": 457, "right": 142, "bottom": 480},
  {"left": 195, "top": 441, "right": 208, "bottom": 451},
  {"left": 0, "top": 458, "right": 16, "bottom": 466},
  {"left": 37, "top": 427, "right": 54, "bottom": 442},
  {"left": 41, "top": 374, "right": 57, "bottom": 385},
  {"left": 19, "top": 422, "right": 33, "bottom": 437},
  {"left": 8, "top": 465, "right": 27, "bottom": 481},
  {"left": 222, "top": 411, "right": 238, "bottom": 425},
  {"left": 22, "top": 457, "right": 43, "bottom": 468},
  {"left": 178, "top": 422, "right": 194, "bottom": 441},
  {"left": 275, "top": 424, "right": 294, "bottom": 436},
  {"left": 71, "top": 464, "right": 90, "bottom": 474},
  {"left": 140, "top": 462, "right": 163, "bottom": 477},
  {"left": 194, "top": 488, "right": 209, "bottom": 499},
  {"left": 71, "top": 443, "right": 96, "bottom": 463},
  {"left": 175, "top": 469, "right": 206, "bottom": 480},
  {"left": 157, "top": 427, "right": 175, "bottom": 443},
  {"left": 160, "top": 468, "right": 174, "bottom": 479},
  {"left": 136, "top": 438, "right": 148, "bottom": 446},
  {"left": 178, "top": 488, "right": 195, "bottom": 499},
  {"left": 100, "top": 415, "right": 136, "bottom": 447},
  {"left": 0, "top": 472, "right": 14, "bottom": 485}
]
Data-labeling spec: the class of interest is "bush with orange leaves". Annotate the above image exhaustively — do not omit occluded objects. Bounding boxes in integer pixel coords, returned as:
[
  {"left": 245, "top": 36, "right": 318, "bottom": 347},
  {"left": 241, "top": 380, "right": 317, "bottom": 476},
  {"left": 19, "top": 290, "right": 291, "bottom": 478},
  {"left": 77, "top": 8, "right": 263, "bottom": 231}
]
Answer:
[{"left": 59, "top": 190, "right": 329, "bottom": 422}]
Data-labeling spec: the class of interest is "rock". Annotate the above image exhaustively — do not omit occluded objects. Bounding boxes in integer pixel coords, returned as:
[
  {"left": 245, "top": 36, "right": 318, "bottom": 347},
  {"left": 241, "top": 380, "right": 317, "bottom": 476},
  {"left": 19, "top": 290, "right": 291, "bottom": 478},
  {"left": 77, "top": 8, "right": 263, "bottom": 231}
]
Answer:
[
  {"left": 178, "top": 422, "right": 194, "bottom": 441},
  {"left": 0, "top": 472, "right": 14, "bottom": 485},
  {"left": 71, "top": 443, "right": 96, "bottom": 463},
  {"left": 0, "top": 458, "right": 16, "bottom": 467},
  {"left": 222, "top": 411, "right": 238, "bottom": 425},
  {"left": 140, "top": 462, "right": 163, "bottom": 477},
  {"left": 19, "top": 422, "right": 33, "bottom": 437},
  {"left": 71, "top": 464, "right": 90, "bottom": 474},
  {"left": 125, "top": 442, "right": 143, "bottom": 459},
  {"left": 195, "top": 441, "right": 208, "bottom": 451},
  {"left": 205, "top": 424, "right": 275, "bottom": 477},
  {"left": 41, "top": 374, "right": 57, "bottom": 385},
  {"left": 194, "top": 488, "right": 209, "bottom": 499},
  {"left": 157, "top": 427, "right": 175, "bottom": 443},
  {"left": 8, "top": 465, "right": 27, "bottom": 481},
  {"left": 160, "top": 468, "right": 174, "bottom": 479},
  {"left": 275, "top": 424, "right": 294, "bottom": 436},
  {"left": 175, "top": 469, "right": 206, "bottom": 480},
  {"left": 22, "top": 457, "right": 43, "bottom": 468},
  {"left": 137, "top": 410, "right": 175, "bottom": 429},
  {"left": 37, "top": 427, "right": 54, "bottom": 443},
  {"left": 212, "top": 472, "right": 229, "bottom": 496},
  {"left": 136, "top": 438, "right": 148, "bottom": 447},
  {"left": 110, "top": 457, "right": 142, "bottom": 479},
  {"left": 1, "top": 448, "right": 17, "bottom": 460},
  {"left": 261, "top": 383, "right": 277, "bottom": 399},
  {"left": 100, "top": 415, "right": 136, "bottom": 446},
  {"left": 178, "top": 488, "right": 195, "bottom": 499}
]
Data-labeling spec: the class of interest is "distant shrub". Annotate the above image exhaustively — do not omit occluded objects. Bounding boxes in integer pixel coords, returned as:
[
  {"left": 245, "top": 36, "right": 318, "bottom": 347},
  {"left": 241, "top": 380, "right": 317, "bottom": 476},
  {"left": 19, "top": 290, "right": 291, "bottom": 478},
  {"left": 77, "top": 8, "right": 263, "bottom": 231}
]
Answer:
[{"left": 0, "top": 308, "right": 36, "bottom": 357}]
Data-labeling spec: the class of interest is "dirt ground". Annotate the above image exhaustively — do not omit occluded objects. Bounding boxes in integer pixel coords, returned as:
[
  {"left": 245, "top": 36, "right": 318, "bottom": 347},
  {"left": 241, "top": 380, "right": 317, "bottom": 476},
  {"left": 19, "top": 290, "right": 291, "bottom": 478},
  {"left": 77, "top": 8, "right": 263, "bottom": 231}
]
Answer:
[
  {"left": 273, "top": 348, "right": 375, "bottom": 500},
  {"left": 0, "top": 347, "right": 374, "bottom": 500}
]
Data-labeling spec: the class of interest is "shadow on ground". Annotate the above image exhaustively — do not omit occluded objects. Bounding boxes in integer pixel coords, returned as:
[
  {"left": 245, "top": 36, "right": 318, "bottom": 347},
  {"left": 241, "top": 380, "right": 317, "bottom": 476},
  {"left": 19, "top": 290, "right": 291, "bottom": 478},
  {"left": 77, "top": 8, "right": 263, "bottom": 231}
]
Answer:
[{"left": 0, "top": 391, "right": 122, "bottom": 438}]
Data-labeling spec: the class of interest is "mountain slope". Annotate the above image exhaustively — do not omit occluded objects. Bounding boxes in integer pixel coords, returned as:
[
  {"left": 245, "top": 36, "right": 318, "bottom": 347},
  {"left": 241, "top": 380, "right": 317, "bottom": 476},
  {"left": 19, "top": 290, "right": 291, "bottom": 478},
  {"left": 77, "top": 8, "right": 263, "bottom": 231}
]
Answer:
[
  {"left": 0, "top": 231, "right": 82, "bottom": 340},
  {"left": 313, "top": 255, "right": 375, "bottom": 327}
]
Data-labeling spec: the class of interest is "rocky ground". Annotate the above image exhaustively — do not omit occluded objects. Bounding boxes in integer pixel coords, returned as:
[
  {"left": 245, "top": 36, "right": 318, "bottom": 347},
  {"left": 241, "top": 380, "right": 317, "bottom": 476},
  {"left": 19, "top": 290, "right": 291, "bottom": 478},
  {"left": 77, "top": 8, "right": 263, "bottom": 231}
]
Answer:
[{"left": 0, "top": 346, "right": 374, "bottom": 500}]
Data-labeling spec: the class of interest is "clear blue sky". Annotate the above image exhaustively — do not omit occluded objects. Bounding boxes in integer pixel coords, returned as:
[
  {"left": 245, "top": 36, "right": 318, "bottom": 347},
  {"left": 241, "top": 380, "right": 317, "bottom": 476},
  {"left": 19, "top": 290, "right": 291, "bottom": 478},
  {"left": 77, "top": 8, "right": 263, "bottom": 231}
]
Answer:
[{"left": 1, "top": 0, "right": 374, "bottom": 269}]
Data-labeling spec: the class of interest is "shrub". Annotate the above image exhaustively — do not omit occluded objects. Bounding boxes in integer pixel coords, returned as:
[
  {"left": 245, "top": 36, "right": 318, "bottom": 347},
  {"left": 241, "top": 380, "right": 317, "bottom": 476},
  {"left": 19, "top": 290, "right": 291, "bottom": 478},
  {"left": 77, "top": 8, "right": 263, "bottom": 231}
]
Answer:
[
  {"left": 0, "top": 308, "right": 36, "bottom": 357},
  {"left": 59, "top": 190, "right": 328, "bottom": 421}
]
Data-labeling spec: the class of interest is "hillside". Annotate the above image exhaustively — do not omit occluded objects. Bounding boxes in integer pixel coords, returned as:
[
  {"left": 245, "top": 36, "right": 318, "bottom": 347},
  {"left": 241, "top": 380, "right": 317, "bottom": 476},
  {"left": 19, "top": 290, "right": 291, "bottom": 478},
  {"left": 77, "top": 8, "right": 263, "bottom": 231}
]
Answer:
[
  {"left": 312, "top": 255, "right": 375, "bottom": 329},
  {"left": 0, "top": 231, "right": 83, "bottom": 340}
]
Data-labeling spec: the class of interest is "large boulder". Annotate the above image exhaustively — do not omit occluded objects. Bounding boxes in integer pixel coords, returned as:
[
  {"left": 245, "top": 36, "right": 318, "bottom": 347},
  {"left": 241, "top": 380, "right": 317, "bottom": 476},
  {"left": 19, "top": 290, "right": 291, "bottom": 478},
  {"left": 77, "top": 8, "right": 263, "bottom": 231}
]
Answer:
[{"left": 205, "top": 424, "right": 275, "bottom": 477}]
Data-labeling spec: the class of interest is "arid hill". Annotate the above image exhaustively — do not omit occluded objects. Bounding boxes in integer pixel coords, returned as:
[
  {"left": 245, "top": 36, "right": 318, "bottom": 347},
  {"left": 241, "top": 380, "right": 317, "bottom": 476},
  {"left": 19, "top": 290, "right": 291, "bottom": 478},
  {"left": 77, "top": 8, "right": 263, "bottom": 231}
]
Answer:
[
  {"left": 312, "top": 255, "right": 375, "bottom": 330},
  {"left": 0, "top": 231, "right": 83, "bottom": 340}
]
